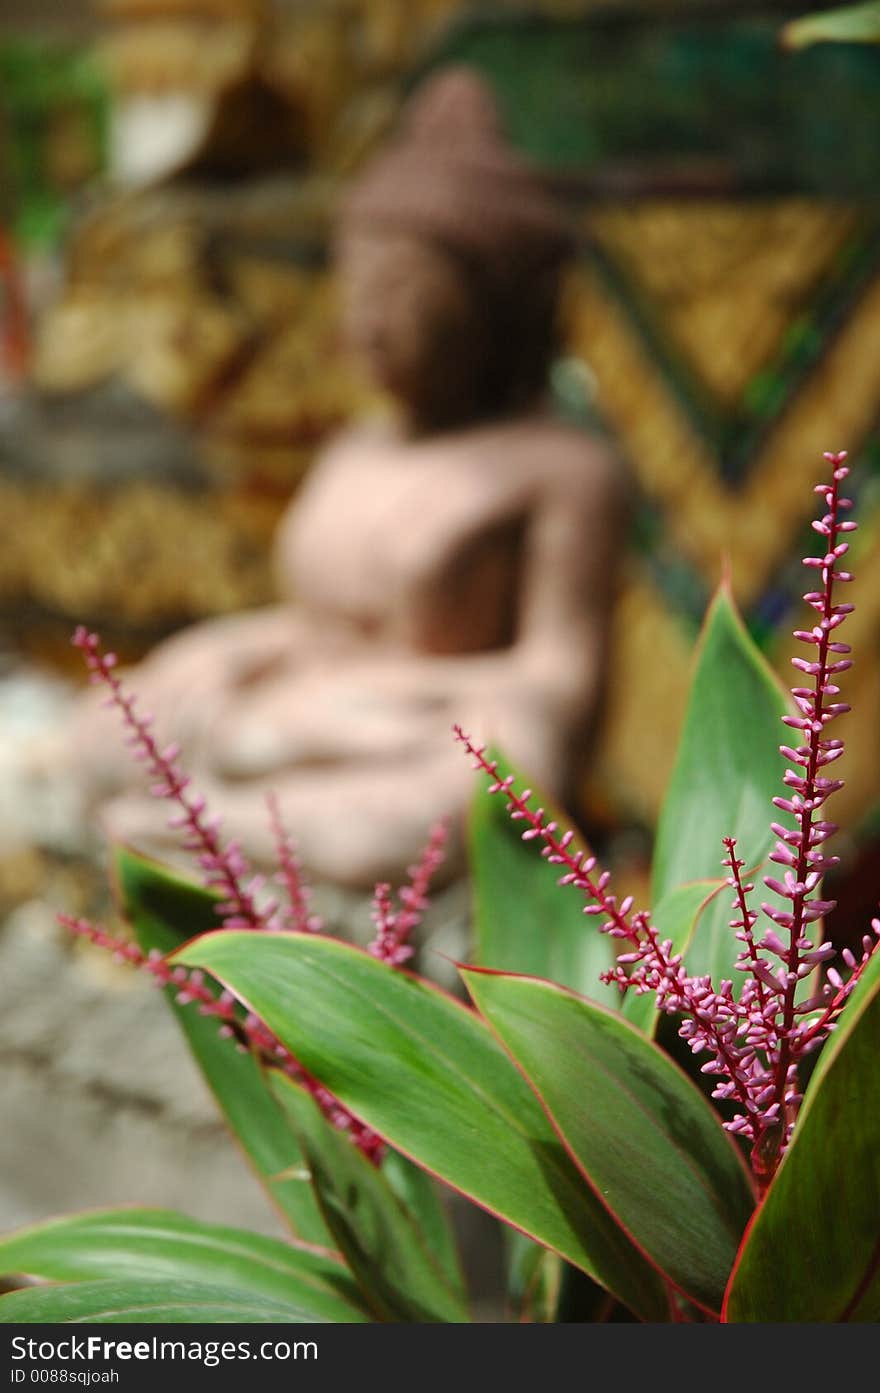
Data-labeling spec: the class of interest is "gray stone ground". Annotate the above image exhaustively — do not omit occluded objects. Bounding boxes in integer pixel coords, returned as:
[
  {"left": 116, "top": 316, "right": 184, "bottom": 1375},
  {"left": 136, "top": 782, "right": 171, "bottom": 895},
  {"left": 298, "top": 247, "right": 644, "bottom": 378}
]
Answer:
[
  {"left": 0, "top": 901, "right": 282, "bottom": 1236},
  {"left": 0, "top": 884, "right": 472, "bottom": 1232}
]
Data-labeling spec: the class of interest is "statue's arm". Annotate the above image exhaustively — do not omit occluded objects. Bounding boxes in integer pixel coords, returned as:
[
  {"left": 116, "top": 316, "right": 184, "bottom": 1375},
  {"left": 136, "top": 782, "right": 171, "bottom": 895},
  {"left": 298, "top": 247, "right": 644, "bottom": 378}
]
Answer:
[
  {"left": 445, "top": 441, "right": 626, "bottom": 789},
  {"left": 513, "top": 441, "right": 626, "bottom": 708}
]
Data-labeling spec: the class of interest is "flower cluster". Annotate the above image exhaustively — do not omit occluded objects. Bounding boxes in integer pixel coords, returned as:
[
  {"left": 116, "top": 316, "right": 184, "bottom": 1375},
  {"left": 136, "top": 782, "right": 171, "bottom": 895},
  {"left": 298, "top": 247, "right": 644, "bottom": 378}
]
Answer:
[
  {"left": 453, "top": 730, "right": 776, "bottom": 1151},
  {"left": 65, "top": 630, "right": 445, "bottom": 1162},
  {"left": 72, "top": 627, "right": 280, "bottom": 934},
  {"left": 368, "top": 820, "right": 448, "bottom": 966},
  {"left": 457, "top": 451, "right": 879, "bottom": 1184},
  {"left": 266, "top": 791, "right": 324, "bottom": 935}
]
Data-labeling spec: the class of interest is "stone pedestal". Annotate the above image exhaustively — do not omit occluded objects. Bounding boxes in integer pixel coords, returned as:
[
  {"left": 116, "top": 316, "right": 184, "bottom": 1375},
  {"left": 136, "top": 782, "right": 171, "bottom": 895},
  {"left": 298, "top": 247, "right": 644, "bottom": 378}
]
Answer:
[{"left": 0, "top": 902, "right": 282, "bottom": 1236}]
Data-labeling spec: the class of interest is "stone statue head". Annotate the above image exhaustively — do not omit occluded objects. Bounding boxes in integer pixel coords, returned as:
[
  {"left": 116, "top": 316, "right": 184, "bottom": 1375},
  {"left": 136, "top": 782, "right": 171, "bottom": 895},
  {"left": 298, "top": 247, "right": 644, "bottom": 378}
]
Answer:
[{"left": 336, "top": 67, "right": 575, "bottom": 432}]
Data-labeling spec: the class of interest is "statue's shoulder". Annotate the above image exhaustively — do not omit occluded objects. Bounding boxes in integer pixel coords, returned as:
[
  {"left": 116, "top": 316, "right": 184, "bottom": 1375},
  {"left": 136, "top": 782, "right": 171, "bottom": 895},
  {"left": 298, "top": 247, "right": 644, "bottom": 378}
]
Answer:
[
  {"left": 285, "top": 422, "right": 399, "bottom": 514},
  {"left": 307, "top": 419, "right": 390, "bottom": 471},
  {"left": 519, "top": 417, "right": 626, "bottom": 509}
]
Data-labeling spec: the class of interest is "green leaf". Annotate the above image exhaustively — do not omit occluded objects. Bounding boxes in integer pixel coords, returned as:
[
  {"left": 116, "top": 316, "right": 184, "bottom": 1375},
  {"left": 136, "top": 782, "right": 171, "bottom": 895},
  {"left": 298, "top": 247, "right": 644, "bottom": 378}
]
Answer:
[
  {"left": 175, "top": 930, "right": 667, "bottom": 1320},
  {"left": 0, "top": 1279, "right": 320, "bottom": 1324},
  {"left": 272, "top": 1075, "right": 469, "bottom": 1322},
  {"left": 468, "top": 749, "right": 615, "bottom": 1004},
  {"left": 621, "top": 879, "right": 727, "bottom": 1035},
  {"left": 468, "top": 752, "right": 618, "bottom": 1320},
  {"left": 463, "top": 968, "right": 755, "bottom": 1315},
  {"left": 379, "top": 1151, "right": 466, "bottom": 1303},
  {"left": 724, "top": 949, "right": 880, "bottom": 1322},
  {"left": 504, "top": 1236, "right": 617, "bottom": 1322},
  {"left": 784, "top": 1, "right": 880, "bottom": 49},
  {"left": 652, "top": 584, "right": 788, "bottom": 984},
  {"left": 504, "top": 1232, "right": 564, "bottom": 1322},
  {"left": 0, "top": 1208, "right": 367, "bottom": 1323},
  {"left": 113, "top": 847, "right": 332, "bottom": 1248}
]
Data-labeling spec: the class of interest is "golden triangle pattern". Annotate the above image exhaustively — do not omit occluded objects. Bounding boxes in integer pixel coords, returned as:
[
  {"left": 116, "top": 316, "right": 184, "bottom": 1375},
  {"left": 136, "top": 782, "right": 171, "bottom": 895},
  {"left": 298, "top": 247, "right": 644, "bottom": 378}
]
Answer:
[
  {"left": 568, "top": 198, "right": 880, "bottom": 830},
  {"left": 568, "top": 244, "right": 880, "bottom": 602},
  {"left": 586, "top": 201, "right": 859, "bottom": 410}
]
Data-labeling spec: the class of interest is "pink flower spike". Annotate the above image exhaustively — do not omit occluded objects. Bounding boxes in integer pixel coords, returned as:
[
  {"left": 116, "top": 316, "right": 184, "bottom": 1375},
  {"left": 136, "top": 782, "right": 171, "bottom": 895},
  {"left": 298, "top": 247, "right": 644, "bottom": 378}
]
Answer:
[
  {"left": 367, "top": 820, "right": 448, "bottom": 967},
  {"left": 71, "top": 628, "right": 270, "bottom": 934},
  {"left": 265, "top": 792, "right": 323, "bottom": 934},
  {"left": 749, "top": 452, "right": 868, "bottom": 1156}
]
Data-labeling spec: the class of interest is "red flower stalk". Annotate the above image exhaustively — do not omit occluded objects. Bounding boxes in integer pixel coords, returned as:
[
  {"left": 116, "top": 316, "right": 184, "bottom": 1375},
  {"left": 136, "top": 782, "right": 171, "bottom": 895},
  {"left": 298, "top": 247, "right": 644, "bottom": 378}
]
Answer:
[
  {"left": 714, "top": 455, "right": 879, "bottom": 1155},
  {"left": 368, "top": 820, "right": 448, "bottom": 966},
  {"left": 59, "top": 911, "right": 383, "bottom": 1163},
  {"left": 456, "top": 451, "right": 880, "bottom": 1185},
  {"left": 266, "top": 792, "right": 324, "bottom": 935},
  {"left": 72, "top": 628, "right": 280, "bottom": 933},
  {"left": 760, "top": 453, "right": 861, "bottom": 1120},
  {"left": 68, "top": 629, "right": 385, "bottom": 1161}
]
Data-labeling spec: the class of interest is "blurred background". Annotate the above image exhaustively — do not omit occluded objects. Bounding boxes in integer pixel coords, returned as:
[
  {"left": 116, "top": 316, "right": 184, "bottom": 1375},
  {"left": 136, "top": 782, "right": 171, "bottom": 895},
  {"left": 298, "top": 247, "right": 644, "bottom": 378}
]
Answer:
[{"left": 1, "top": 0, "right": 879, "bottom": 1298}]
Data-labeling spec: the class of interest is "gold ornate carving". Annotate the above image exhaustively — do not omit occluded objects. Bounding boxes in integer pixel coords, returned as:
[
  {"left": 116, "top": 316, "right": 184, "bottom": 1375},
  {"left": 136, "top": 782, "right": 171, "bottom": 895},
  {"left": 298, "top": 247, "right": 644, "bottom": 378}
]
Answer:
[
  {"left": 588, "top": 201, "right": 858, "bottom": 407},
  {"left": 570, "top": 198, "right": 880, "bottom": 826},
  {"left": 569, "top": 201, "right": 880, "bottom": 602},
  {"left": 0, "top": 478, "right": 279, "bottom": 630}
]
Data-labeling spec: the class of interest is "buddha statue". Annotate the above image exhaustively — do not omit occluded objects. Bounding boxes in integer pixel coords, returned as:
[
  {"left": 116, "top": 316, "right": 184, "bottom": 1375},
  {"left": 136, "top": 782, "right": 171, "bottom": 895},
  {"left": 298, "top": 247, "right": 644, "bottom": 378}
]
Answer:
[{"left": 72, "top": 68, "right": 625, "bottom": 888}]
